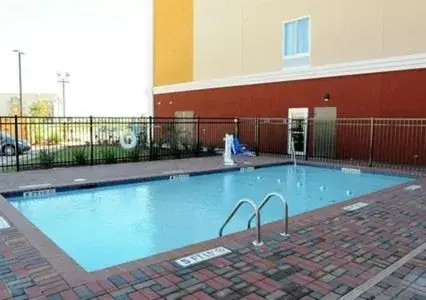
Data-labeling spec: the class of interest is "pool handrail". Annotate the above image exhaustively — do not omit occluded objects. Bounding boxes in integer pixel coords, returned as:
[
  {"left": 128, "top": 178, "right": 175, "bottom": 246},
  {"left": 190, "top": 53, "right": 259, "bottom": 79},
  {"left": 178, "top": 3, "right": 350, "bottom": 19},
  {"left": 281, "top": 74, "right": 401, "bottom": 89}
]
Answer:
[
  {"left": 219, "top": 198, "right": 263, "bottom": 246},
  {"left": 291, "top": 134, "right": 297, "bottom": 166},
  {"left": 247, "top": 192, "right": 290, "bottom": 238}
]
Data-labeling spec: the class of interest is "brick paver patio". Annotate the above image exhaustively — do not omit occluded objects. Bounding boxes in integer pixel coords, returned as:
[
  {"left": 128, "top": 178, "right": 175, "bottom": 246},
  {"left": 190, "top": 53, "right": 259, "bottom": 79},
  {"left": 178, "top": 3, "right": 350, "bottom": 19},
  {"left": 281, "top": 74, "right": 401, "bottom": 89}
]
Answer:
[
  {"left": 357, "top": 250, "right": 426, "bottom": 300},
  {"left": 0, "top": 157, "right": 425, "bottom": 299}
]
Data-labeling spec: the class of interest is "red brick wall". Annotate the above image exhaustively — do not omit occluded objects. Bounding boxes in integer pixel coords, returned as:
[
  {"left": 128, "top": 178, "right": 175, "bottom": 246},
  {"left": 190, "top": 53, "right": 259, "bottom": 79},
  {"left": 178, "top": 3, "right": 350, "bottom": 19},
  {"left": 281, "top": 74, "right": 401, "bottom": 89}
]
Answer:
[{"left": 154, "top": 69, "right": 426, "bottom": 118}]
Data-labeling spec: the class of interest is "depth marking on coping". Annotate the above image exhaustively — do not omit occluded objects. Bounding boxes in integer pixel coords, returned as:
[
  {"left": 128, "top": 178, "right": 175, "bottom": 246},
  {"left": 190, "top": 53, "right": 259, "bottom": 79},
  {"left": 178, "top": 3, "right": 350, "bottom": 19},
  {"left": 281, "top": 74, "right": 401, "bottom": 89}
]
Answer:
[
  {"left": 23, "top": 189, "right": 56, "bottom": 198},
  {"left": 341, "top": 167, "right": 361, "bottom": 174},
  {"left": 340, "top": 242, "right": 426, "bottom": 300},
  {"left": 175, "top": 247, "right": 231, "bottom": 267},
  {"left": 169, "top": 174, "right": 189, "bottom": 181},
  {"left": 240, "top": 167, "right": 255, "bottom": 172},
  {"left": 404, "top": 184, "right": 422, "bottom": 191},
  {"left": 0, "top": 217, "right": 10, "bottom": 230},
  {"left": 343, "top": 202, "right": 369, "bottom": 212}
]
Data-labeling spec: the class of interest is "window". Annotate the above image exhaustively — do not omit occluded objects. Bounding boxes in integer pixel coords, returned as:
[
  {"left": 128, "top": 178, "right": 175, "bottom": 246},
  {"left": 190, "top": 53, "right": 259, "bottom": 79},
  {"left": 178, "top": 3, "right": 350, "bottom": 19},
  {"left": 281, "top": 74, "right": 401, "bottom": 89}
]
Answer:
[{"left": 282, "top": 17, "right": 310, "bottom": 68}]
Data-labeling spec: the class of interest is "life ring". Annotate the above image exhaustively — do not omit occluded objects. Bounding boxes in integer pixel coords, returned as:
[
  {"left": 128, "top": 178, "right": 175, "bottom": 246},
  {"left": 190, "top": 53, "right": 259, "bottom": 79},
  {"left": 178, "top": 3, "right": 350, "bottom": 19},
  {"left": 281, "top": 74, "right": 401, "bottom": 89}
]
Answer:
[{"left": 119, "top": 131, "right": 138, "bottom": 149}]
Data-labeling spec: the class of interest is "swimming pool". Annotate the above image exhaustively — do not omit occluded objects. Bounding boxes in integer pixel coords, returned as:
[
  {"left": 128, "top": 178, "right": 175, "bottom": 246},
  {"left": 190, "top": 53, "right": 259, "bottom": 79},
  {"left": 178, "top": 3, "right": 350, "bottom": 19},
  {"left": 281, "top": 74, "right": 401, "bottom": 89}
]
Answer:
[{"left": 7, "top": 165, "right": 412, "bottom": 271}]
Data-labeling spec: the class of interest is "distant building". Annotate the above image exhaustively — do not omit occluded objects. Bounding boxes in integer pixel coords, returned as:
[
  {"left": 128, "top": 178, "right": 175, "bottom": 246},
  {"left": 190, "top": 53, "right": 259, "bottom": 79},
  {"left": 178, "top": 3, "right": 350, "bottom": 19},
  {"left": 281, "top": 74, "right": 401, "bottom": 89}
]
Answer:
[{"left": 0, "top": 93, "right": 57, "bottom": 116}]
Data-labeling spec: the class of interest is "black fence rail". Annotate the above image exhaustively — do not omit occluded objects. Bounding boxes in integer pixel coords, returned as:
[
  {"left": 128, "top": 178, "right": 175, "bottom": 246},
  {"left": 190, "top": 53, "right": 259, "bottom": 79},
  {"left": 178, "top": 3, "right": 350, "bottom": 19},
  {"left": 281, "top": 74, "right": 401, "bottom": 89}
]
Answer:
[
  {"left": 0, "top": 116, "right": 425, "bottom": 172},
  {"left": 0, "top": 116, "right": 239, "bottom": 172}
]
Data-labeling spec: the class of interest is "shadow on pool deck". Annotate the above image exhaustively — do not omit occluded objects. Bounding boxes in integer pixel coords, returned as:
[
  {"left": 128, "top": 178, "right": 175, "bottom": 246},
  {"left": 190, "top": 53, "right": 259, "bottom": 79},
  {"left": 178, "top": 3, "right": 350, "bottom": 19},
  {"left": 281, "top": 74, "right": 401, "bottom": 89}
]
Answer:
[{"left": 0, "top": 156, "right": 425, "bottom": 299}]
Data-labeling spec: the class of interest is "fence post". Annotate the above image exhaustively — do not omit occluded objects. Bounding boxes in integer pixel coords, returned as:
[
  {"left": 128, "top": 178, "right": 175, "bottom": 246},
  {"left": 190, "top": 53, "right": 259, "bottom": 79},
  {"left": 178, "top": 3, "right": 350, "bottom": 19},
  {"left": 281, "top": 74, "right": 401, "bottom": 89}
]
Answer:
[
  {"left": 14, "top": 115, "right": 20, "bottom": 172},
  {"left": 368, "top": 117, "right": 375, "bottom": 167},
  {"left": 149, "top": 116, "right": 153, "bottom": 160},
  {"left": 89, "top": 116, "right": 94, "bottom": 165},
  {"left": 234, "top": 118, "right": 240, "bottom": 138},
  {"left": 196, "top": 116, "right": 200, "bottom": 156},
  {"left": 254, "top": 118, "right": 260, "bottom": 156},
  {"left": 305, "top": 118, "right": 310, "bottom": 161}
]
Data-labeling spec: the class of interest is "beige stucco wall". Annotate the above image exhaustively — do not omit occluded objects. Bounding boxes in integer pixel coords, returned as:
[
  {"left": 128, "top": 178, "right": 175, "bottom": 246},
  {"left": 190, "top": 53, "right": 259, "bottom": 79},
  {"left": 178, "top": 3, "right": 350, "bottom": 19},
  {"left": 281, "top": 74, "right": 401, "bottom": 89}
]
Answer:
[
  {"left": 193, "top": 0, "right": 426, "bottom": 81},
  {"left": 193, "top": 0, "right": 243, "bottom": 80}
]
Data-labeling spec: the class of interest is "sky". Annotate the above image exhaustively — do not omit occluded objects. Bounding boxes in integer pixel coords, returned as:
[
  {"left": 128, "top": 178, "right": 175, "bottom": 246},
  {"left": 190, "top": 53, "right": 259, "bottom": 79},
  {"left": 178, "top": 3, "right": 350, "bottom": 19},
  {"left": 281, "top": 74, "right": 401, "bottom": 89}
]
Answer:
[{"left": 0, "top": 0, "right": 153, "bottom": 116}]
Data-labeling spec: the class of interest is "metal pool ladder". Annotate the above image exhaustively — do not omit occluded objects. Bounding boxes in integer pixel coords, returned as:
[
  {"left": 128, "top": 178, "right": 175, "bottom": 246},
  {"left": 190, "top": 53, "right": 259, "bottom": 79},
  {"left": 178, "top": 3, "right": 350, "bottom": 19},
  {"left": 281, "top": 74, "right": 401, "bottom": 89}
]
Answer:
[
  {"left": 219, "top": 193, "right": 290, "bottom": 247},
  {"left": 219, "top": 198, "right": 263, "bottom": 246},
  {"left": 248, "top": 192, "right": 290, "bottom": 238},
  {"left": 291, "top": 135, "right": 297, "bottom": 166}
]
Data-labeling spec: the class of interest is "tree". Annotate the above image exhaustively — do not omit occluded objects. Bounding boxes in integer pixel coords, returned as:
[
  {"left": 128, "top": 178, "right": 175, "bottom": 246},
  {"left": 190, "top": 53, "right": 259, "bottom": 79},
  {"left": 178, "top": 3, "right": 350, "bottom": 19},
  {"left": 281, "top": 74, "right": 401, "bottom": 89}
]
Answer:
[
  {"left": 28, "top": 99, "right": 53, "bottom": 117},
  {"left": 8, "top": 97, "right": 20, "bottom": 115}
]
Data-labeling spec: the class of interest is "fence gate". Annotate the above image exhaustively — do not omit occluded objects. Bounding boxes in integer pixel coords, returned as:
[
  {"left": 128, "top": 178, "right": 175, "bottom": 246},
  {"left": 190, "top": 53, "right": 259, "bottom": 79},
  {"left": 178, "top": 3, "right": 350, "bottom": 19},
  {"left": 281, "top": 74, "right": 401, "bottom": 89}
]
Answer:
[
  {"left": 174, "top": 111, "right": 195, "bottom": 148},
  {"left": 288, "top": 108, "right": 309, "bottom": 156}
]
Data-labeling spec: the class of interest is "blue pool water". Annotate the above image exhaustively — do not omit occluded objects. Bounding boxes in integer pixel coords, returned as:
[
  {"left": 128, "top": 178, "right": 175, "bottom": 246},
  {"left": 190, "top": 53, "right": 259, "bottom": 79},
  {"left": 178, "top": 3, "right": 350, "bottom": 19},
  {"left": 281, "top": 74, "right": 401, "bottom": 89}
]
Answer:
[{"left": 8, "top": 165, "right": 412, "bottom": 271}]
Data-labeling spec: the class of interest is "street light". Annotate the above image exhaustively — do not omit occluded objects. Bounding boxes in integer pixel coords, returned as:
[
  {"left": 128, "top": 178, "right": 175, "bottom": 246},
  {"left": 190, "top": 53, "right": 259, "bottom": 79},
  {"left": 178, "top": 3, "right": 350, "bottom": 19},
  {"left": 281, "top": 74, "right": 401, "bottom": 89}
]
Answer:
[
  {"left": 57, "top": 72, "right": 70, "bottom": 117},
  {"left": 13, "top": 50, "right": 24, "bottom": 116}
]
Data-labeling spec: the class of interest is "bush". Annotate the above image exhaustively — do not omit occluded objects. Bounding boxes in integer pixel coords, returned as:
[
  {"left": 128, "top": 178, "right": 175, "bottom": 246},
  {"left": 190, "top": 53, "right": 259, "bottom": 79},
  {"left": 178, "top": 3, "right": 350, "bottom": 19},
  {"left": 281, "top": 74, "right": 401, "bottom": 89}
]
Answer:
[
  {"left": 153, "top": 138, "right": 164, "bottom": 149},
  {"left": 128, "top": 148, "right": 141, "bottom": 162},
  {"left": 39, "top": 150, "right": 55, "bottom": 168},
  {"left": 207, "top": 144, "right": 216, "bottom": 154},
  {"left": 102, "top": 149, "right": 117, "bottom": 164},
  {"left": 72, "top": 148, "right": 88, "bottom": 165},
  {"left": 48, "top": 132, "right": 61, "bottom": 144},
  {"left": 33, "top": 131, "right": 43, "bottom": 145},
  {"left": 180, "top": 136, "right": 194, "bottom": 152}
]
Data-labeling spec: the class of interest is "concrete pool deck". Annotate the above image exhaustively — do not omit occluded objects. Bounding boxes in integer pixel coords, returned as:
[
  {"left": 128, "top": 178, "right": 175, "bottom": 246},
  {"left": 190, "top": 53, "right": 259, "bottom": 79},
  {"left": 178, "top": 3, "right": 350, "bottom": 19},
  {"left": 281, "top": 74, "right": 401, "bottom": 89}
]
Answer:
[{"left": 0, "top": 156, "right": 425, "bottom": 299}]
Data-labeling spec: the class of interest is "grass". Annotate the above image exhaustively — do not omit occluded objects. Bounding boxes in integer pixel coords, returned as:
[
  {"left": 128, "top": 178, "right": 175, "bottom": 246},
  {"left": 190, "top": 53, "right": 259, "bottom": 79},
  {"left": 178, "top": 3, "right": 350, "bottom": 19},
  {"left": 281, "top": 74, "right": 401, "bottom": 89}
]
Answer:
[
  {"left": 17, "top": 144, "right": 203, "bottom": 170},
  {"left": 25, "top": 145, "right": 149, "bottom": 165}
]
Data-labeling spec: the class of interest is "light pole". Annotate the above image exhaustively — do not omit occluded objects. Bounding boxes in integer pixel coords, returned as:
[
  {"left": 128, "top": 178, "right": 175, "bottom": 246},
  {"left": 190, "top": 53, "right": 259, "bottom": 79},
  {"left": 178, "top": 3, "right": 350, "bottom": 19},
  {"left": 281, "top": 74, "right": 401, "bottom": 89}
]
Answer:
[
  {"left": 57, "top": 72, "right": 70, "bottom": 117},
  {"left": 13, "top": 50, "right": 24, "bottom": 116}
]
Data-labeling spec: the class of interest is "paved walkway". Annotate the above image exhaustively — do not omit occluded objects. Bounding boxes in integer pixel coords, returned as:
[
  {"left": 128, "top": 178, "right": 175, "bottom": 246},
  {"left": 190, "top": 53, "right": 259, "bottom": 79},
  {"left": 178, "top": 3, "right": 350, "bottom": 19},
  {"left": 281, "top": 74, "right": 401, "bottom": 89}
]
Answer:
[
  {"left": 0, "top": 157, "right": 425, "bottom": 299},
  {"left": 357, "top": 250, "right": 426, "bottom": 300}
]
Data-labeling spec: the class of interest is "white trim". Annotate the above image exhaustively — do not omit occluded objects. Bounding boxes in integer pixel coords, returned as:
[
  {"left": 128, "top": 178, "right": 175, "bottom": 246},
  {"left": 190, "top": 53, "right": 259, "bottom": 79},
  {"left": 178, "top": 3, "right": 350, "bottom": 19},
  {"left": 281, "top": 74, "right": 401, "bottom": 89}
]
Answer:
[
  {"left": 282, "top": 15, "right": 311, "bottom": 25},
  {"left": 283, "top": 53, "right": 310, "bottom": 59},
  {"left": 153, "top": 53, "right": 426, "bottom": 95}
]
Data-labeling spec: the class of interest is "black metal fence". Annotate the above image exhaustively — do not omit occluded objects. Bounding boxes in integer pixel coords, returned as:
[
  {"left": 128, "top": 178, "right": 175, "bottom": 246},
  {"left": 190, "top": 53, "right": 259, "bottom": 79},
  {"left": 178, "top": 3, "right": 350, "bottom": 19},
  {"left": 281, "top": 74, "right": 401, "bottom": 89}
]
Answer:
[{"left": 0, "top": 116, "right": 425, "bottom": 172}]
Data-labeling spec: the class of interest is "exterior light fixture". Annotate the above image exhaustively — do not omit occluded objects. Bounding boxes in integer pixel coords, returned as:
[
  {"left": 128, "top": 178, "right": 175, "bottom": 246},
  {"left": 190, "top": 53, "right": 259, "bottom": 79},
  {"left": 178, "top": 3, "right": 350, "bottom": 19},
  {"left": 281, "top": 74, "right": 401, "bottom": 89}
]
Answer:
[{"left": 323, "top": 93, "right": 330, "bottom": 102}]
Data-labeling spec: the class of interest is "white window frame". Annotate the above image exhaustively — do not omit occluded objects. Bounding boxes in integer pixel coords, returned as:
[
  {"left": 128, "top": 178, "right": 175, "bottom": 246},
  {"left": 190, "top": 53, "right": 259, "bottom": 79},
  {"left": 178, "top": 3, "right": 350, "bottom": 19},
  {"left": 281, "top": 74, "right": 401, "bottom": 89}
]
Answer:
[{"left": 282, "top": 16, "right": 311, "bottom": 68}]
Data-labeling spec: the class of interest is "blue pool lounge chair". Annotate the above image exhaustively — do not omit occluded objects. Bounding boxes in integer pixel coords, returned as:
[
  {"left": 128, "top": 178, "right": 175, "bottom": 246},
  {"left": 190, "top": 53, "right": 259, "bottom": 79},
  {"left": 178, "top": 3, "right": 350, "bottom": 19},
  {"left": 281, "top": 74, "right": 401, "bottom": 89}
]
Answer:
[{"left": 232, "top": 136, "right": 256, "bottom": 156}]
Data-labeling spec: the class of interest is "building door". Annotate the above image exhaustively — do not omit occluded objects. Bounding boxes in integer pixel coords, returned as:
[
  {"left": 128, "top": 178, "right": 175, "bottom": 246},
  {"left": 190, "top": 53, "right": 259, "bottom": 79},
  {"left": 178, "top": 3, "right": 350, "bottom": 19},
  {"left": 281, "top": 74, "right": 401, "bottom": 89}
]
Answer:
[
  {"left": 313, "top": 107, "right": 337, "bottom": 158},
  {"left": 174, "top": 111, "right": 195, "bottom": 149},
  {"left": 287, "top": 108, "right": 309, "bottom": 156}
]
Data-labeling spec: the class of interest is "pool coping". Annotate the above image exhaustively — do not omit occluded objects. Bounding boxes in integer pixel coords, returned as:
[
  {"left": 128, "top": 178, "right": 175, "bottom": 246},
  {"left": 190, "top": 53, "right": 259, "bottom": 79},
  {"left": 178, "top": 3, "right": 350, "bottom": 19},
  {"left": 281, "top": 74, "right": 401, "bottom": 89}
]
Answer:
[
  {"left": 0, "top": 160, "right": 423, "bottom": 287},
  {"left": 0, "top": 162, "right": 290, "bottom": 197}
]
